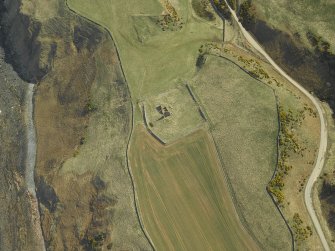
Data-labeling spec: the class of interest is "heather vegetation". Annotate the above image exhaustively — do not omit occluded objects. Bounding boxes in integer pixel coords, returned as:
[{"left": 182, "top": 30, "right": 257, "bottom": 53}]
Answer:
[
  {"left": 212, "top": 0, "right": 231, "bottom": 20},
  {"left": 191, "top": 0, "right": 215, "bottom": 21},
  {"left": 237, "top": 0, "right": 255, "bottom": 28}
]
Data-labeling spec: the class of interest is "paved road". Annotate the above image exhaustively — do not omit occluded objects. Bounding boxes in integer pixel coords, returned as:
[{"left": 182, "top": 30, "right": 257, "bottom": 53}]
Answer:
[{"left": 217, "top": 2, "right": 330, "bottom": 250}]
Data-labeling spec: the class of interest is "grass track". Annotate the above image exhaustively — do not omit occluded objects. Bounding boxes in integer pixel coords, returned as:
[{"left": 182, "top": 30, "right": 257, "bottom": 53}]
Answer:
[{"left": 129, "top": 125, "right": 259, "bottom": 251}]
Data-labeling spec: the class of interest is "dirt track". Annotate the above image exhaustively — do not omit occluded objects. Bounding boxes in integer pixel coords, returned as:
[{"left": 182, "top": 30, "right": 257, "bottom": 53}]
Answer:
[{"left": 216, "top": 1, "right": 330, "bottom": 250}]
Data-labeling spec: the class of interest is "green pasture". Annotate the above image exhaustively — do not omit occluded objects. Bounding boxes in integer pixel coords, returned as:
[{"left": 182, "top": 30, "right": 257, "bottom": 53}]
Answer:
[
  {"left": 142, "top": 86, "right": 204, "bottom": 143},
  {"left": 191, "top": 55, "right": 292, "bottom": 251},
  {"left": 129, "top": 126, "right": 259, "bottom": 251},
  {"left": 67, "top": 0, "right": 223, "bottom": 122}
]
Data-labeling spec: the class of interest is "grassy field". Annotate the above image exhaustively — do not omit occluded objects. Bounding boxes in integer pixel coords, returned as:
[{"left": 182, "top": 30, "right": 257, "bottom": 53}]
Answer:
[
  {"left": 67, "top": 0, "right": 223, "bottom": 121},
  {"left": 129, "top": 125, "right": 259, "bottom": 251},
  {"left": 191, "top": 55, "right": 292, "bottom": 250},
  {"left": 66, "top": 0, "right": 263, "bottom": 249},
  {"left": 211, "top": 43, "right": 322, "bottom": 249},
  {"left": 142, "top": 86, "right": 205, "bottom": 143},
  {"left": 65, "top": 0, "right": 305, "bottom": 249}
]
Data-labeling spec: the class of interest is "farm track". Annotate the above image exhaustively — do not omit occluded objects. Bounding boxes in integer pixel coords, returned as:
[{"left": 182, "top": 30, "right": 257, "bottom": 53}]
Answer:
[
  {"left": 65, "top": 0, "right": 329, "bottom": 250},
  {"left": 211, "top": 1, "right": 330, "bottom": 250},
  {"left": 64, "top": 1, "right": 156, "bottom": 249}
]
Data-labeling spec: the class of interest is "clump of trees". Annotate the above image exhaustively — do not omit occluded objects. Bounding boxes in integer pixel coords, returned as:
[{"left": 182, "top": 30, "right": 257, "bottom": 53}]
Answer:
[
  {"left": 198, "top": 42, "right": 222, "bottom": 56},
  {"left": 278, "top": 106, "right": 305, "bottom": 155},
  {"left": 237, "top": 56, "right": 270, "bottom": 79},
  {"left": 268, "top": 172, "right": 285, "bottom": 203},
  {"left": 268, "top": 105, "right": 306, "bottom": 205},
  {"left": 292, "top": 213, "right": 313, "bottom": 243},
  {"left": 156, "top": 14, "right": 184, "bottom": 31},
  {"left": 157, "top": 0, "right": 184, "bottom": 31},
  {"left": 196, "top": 54, "right": 207, "bottom": 68}
]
